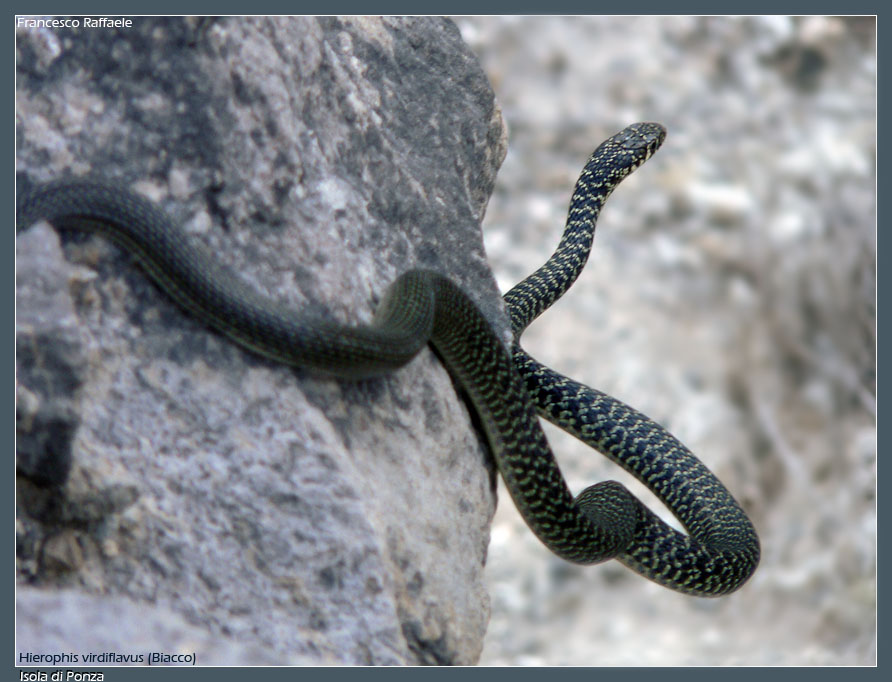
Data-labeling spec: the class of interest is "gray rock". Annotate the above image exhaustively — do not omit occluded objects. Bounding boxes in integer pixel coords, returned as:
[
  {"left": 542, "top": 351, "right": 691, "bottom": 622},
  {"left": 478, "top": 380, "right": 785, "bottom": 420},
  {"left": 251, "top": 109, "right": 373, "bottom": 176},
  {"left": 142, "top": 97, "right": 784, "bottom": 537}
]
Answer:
[
  {"left": 17, "top": 586, "right": 302, "bottom": 665},
  {"left": 16, "top": 223, "right": 86, "bottom": 486},
  {"left": 16, "top": 17, "right": 508, "bottom": 666}
]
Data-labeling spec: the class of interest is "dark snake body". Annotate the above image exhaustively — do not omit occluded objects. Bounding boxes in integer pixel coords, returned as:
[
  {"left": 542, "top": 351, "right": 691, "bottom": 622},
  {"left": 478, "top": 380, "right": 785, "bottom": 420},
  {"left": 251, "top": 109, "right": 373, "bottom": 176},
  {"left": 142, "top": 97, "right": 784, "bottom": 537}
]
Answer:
[
  {"left": 17, "top": 123, "right": 759, "bottom": 595},
  {"left": 506, "top": 123, "right": 759, "bottom": 594}
]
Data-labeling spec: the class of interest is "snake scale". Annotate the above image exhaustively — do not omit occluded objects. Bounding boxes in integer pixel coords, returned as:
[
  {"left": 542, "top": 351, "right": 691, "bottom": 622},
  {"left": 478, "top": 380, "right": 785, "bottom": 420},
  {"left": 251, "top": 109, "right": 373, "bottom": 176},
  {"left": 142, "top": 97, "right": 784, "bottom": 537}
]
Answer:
[{"left": 17, "top": 122, "right": 759, "bottom": 596}]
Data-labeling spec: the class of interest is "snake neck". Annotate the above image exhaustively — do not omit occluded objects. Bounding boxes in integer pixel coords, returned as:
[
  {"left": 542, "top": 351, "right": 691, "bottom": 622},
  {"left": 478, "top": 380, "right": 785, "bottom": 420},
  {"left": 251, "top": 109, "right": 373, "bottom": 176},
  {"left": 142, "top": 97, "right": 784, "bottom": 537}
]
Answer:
[{"left": 503, "top": 122, "right": 666, "bottom": 337}]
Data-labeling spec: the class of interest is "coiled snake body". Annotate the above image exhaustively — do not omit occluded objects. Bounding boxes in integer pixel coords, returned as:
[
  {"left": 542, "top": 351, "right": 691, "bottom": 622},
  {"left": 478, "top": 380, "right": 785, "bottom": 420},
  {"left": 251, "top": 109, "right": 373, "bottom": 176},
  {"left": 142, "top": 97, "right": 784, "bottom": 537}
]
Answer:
[{"left": 17, "top": 123, "right": 759, "bottom": 595}]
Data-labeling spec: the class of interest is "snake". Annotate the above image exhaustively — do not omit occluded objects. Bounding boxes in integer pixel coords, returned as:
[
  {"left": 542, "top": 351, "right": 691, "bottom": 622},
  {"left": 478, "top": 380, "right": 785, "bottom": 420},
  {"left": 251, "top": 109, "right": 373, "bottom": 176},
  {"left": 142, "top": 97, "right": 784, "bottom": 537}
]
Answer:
[
  {"left": 506, "top": 123, "right": 760, "bottom": 595},
  {"left": 16, "top": 123, "right": 759, "bottom": 595}
]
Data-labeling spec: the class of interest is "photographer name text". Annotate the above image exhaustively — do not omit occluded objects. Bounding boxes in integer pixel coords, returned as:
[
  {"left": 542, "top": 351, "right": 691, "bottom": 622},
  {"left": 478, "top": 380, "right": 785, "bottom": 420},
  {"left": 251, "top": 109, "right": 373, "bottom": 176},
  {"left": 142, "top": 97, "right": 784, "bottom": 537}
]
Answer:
[{"left": 16, "top": 17, "right": 133, "bottom": 29}]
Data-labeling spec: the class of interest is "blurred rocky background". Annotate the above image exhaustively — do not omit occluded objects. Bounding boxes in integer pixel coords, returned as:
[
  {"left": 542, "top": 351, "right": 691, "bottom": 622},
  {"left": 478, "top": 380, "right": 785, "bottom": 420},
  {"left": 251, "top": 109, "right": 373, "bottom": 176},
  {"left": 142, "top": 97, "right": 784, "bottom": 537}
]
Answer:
[{"left": 453, "top": 15, "right": 875, "bottom": 666}]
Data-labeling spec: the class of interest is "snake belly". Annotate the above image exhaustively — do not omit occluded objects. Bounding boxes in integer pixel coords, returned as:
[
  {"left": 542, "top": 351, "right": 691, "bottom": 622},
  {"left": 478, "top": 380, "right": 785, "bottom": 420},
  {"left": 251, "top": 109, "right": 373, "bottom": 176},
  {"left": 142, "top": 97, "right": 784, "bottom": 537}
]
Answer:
[{"left": 505, "top": 122, "right": 760, "bottom": 595}]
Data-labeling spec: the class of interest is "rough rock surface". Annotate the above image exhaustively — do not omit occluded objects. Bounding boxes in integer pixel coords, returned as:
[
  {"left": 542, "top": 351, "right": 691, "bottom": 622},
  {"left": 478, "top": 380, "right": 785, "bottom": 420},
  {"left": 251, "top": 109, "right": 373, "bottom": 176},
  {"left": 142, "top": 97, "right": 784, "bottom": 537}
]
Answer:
[
  {"left": 17, "top": 17, "right": 507, "bottom": 666},
  {"left": 455, "top": 16, "right": 875, "bottom": 666},
  {"left": 16, "top": 586, "right": 299, "bottom": 666}
]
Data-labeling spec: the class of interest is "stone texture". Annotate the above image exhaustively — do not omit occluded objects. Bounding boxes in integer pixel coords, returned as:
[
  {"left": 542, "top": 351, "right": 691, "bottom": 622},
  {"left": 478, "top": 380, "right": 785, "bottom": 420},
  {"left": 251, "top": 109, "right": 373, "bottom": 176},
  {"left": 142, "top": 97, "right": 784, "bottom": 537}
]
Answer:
[
  {"left": 17, "top": 17, "right": 508, "bottom": 666},
  {"left": 17, "top": 586, "right": 300, "bottom": 666}
]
